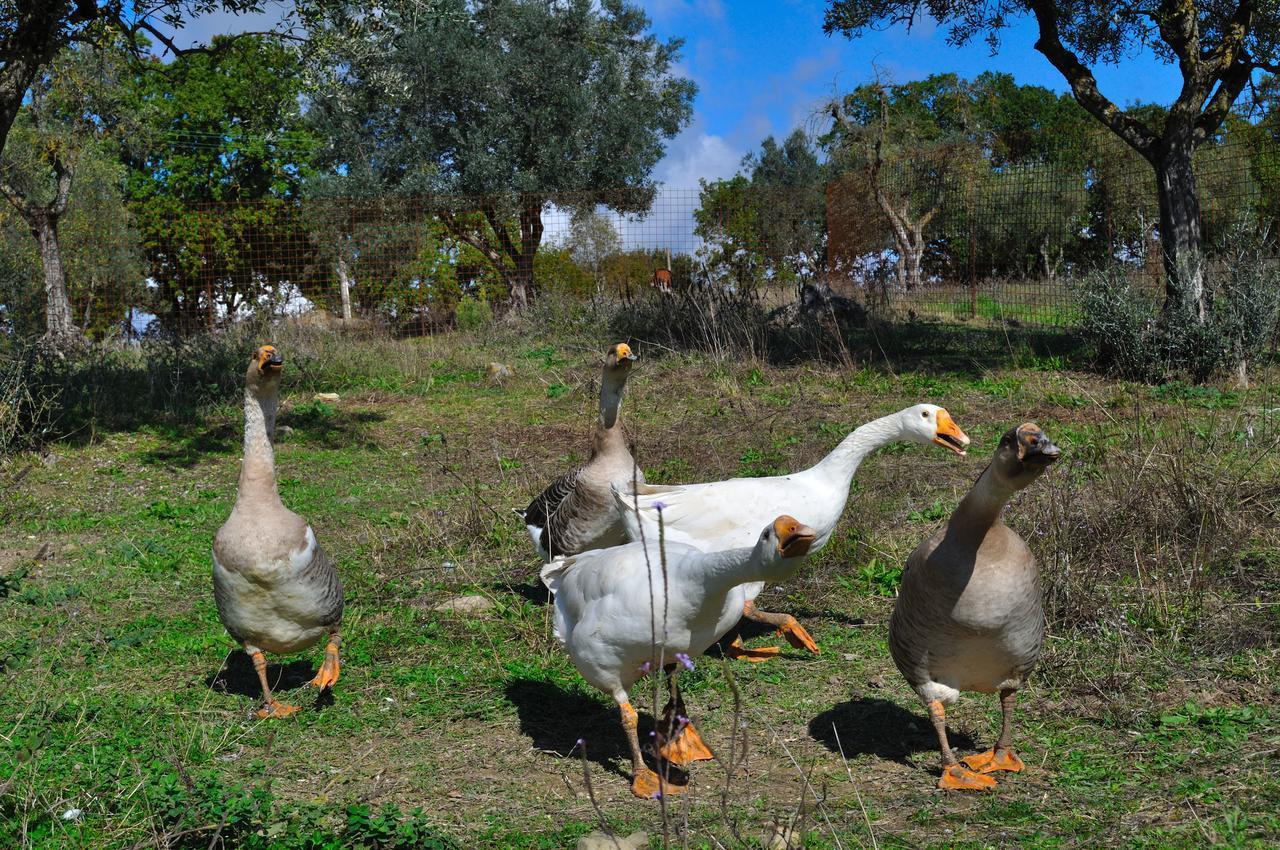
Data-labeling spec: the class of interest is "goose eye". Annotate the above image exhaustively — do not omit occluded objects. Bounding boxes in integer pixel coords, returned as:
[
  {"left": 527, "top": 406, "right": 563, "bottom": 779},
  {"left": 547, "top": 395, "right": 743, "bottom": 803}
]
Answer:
[{"left": 921, "top": 411, "right": 929, "bottom": 418}]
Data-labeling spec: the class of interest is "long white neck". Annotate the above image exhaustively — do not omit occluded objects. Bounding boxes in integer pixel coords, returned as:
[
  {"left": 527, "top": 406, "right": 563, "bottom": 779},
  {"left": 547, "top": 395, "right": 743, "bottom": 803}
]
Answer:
[
  {"left": 237, "top": 388, "right": 281, "bottom": 506},
  {"left": 689, "top": 544, "right": 790, "bottom": 597},
  {"left": 812, "top": 412, "right": 905, "bottom": 488}
]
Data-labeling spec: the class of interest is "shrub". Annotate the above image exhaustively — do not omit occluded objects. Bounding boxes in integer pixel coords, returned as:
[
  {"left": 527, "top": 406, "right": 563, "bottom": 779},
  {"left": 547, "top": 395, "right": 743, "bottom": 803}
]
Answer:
[
  {"left": 1081, "top": 243, "right": 1280, "bottom": 383},
  {"left": 454, "top": 296, "right": 492, "bottom": 331}
]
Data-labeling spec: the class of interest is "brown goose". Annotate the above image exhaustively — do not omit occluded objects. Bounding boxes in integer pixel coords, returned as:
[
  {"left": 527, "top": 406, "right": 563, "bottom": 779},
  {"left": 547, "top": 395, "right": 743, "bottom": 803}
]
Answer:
[
  {"left": 518, "top": 343, "right": 641, "bottom": 560},
  {"left": 889, "top": 423, "right": 1060, "bottom": 791},
  {"left": 213, "top": 345, "right": 344, "bottom": 718}
]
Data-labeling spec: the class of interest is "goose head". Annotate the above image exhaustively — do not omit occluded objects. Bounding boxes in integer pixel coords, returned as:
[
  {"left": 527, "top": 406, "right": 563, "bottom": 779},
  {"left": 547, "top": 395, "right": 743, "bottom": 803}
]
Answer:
[
  {"left": 246, "top": 345, "right": 284, "bottom": 395},
  {"left": 752, "top": 515, "right": 819, "bottom": 578},
  {"left": 604, "top": 342, "right": 638, "bottom": 374},
  {"left": 898, "top": 404, "right": 970, "bottom": 455},
  {"left": 991, "top": 422, "right": 1060, "bottom": 489}
]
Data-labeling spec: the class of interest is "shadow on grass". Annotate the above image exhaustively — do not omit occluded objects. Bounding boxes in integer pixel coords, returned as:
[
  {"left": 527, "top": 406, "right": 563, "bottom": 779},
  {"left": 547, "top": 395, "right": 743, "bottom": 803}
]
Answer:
[
  {"left": 278, "top": 406, "right": 387, "bottom": 451},
  {"left": 138, "top": 422, "right": 238, "bottom": 468},
  {"left": 505, "top": 677, "right": 635, "bottom": 779},
  {"left": 493, "top": 579, "right": 551, "bottom": 606},
  {"left": 808, "top": 696, "right": 974, "bottom": 765},
  {"left": 206, "top": 650, "right": 333, "bottom": 710}
]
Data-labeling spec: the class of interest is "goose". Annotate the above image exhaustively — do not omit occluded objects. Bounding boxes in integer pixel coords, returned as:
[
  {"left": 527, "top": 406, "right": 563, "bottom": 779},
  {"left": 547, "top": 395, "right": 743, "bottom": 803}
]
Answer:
[
  {"left": 889, "top": 423, "right": 1060, "bottom": 791},
  {"left": 518, "top": 343, "right": 642, "bottom": 561},
  {"left": 614, "top": 404, "right": 969, "bottom": 658},
  {"left": 542, "top": 515, "right": 818, "bottom": 799},
  {"left": 212, "top": 345, "right": 345, "bottom": 718}
]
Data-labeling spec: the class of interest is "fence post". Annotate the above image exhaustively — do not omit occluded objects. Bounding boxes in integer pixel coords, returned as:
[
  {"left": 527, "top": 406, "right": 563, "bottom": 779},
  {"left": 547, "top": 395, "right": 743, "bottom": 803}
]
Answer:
[{"left": 968, "top": 179, "right": 977, "bottom": 320}]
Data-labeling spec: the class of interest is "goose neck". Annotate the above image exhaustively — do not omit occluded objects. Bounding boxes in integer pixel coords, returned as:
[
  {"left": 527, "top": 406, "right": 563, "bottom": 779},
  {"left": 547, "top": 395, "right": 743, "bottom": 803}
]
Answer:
[
  {"left": 238, "top": 389, "right": 281, "bottom": 502},
  {"left": 816, "top": 413, "right": 903, "bottom": 485},
  {"left": 952, "top": 464, "right": 1014, "bottom": 537},
  {"left": 598, "top": 370, "right": 627, "bottom": 430},
  {"left": 692, "top": 545, "right": 770, "bottom": 596}
]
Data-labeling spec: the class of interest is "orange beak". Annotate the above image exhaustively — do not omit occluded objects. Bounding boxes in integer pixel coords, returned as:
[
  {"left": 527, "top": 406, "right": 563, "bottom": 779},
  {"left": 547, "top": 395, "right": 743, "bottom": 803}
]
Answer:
[
  {"left": 258, "top": 346, "right": 283, "bottom": 373},
  {"left": 614, "top": 343, "right": 637, "bottom": 362},
  {"left": 773, "top": 516, "right": 818, "bottom": 558},
  {"left": 932, "top": 409, "right": 969, "bottom": 456}
]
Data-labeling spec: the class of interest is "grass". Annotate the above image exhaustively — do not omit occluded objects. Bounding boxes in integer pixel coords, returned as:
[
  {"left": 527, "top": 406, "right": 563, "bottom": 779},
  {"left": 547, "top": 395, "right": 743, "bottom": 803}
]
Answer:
[{"left": 1, "top": 318, "right": 1279, "bottom": 848}]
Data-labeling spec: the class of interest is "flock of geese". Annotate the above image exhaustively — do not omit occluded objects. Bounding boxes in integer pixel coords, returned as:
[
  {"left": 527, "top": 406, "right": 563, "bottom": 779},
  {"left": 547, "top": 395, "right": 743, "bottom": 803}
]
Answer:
[{"left": 213, "top": 343, "right": 1061, "bottom": 801}]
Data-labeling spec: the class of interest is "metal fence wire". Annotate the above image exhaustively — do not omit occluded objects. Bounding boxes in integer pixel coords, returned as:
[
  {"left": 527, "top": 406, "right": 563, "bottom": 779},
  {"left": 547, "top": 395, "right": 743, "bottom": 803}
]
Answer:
[{"left": 1, "top": 97, "right": 1278, "bottom": 340}]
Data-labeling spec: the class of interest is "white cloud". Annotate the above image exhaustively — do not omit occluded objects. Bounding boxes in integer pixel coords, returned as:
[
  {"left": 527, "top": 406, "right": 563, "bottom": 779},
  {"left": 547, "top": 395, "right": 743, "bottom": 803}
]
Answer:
[{"left": 655, "top": 126, "right": 743, "bottom": 187}]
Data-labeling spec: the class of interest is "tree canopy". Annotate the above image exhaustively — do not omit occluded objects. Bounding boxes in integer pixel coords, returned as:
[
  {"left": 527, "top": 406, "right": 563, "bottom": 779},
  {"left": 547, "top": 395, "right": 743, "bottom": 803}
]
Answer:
[
  {"left": 824, "top": 1, "right": 1280, "bottom": 320},
  {"left": 305, "top": 0, "right": 695, "bottom": 306}
]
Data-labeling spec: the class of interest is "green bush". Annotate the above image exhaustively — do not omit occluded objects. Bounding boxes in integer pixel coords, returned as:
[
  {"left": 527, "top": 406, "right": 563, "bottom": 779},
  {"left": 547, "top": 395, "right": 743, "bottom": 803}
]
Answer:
[
  {"left": 454, "top": 296, "right": 492, "bottom": 331},
  {"left": 1081, "top": 243, "right": 1280, "bottom": 383}
]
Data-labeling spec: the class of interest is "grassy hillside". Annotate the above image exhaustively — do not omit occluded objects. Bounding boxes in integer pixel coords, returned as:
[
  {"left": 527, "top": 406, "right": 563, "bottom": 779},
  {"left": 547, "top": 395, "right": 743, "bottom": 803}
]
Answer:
[{"left": 1, "top": 320, "right": 1278, "bottom": 848}]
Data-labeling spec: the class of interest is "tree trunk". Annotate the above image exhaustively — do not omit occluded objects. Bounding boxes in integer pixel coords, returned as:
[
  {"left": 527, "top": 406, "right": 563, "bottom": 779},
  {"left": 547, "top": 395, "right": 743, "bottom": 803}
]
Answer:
[
  {"left": 31, "top": 212, "right": 80, "bottom": 347},
  {"left": 904, "top": 224, "right": 926, "bottom": 290},
  {"left": 336, "top": 256, "right": 354, "bottom": 321},
  {"left": 1152, "top": 132, "right": 1206, "bottom": 323},
  {"left": 511, "top": 197, "right": 545, "bottom": 310}
]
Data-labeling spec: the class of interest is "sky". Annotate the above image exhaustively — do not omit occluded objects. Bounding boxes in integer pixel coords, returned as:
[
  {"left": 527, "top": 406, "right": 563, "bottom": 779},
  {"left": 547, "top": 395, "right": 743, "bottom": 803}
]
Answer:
[{"left": 638, "top": 0, "right": 1183, "bottom": 187}]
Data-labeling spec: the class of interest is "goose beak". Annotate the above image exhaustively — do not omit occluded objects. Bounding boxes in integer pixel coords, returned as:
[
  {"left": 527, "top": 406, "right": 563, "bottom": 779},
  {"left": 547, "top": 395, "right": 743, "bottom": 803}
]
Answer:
[
  {"left": 259, "top": 346, "right": 284, "bottom": 373},
  {"left": 774, "top": 516, "right": 817, "bottom": 558},
  {"left": 932, "top": 409, "right": 969, "bottom": 456}
]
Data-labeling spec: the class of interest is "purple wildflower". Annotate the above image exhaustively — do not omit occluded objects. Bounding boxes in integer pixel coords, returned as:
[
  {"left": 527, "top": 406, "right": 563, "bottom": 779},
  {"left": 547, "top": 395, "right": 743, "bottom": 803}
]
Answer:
[
  {"left": 676, "top": 714, "right": 689, "bottom": 727},
  {"left": 576, "top": 738, "right": 586, "bottom": 747},
  {"left": 652, "top": 500, "right": 667, "bottom": 511},
  {"left": 638, "top": 661, "right": 652, "bottom": 674},
  {"left": 675, "top": 652, "right": 694, "bottom": 671}
]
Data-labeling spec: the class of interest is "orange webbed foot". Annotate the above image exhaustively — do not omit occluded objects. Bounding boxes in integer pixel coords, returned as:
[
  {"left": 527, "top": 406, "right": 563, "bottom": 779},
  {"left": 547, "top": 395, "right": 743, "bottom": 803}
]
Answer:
[
  {"left": 938, "top": 765, "right": 997, "bottom": 791},
  {"left": 659, "top": 721, "right": 714, "bottom": 765},
  {"left": 777, "top": 617, "right": 819, "bottom": 653},
  {"left": 724, "top": 636, "right": 781, "bottom": 663},
  {"left": 631, "top": 767, "right": 689, "bottom": 800},
  {"left": 309, "top": 641, "right": 341, "bottom": 689},
  {"left": 255, "top": 699, "right": 301, "bottom": 719},
  {"left": 963, "top": 748, "right": 1025, "bottom": 774}
]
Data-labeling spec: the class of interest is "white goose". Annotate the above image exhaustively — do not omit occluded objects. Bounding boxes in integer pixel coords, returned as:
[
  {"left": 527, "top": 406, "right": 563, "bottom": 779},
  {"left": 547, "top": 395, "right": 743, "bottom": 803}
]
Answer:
[
  {"left": 614, "top": 404, "right": 969, "bottom": 658},
  {"left": 542, "top": 515, "right": 817, "bottom": 799}
]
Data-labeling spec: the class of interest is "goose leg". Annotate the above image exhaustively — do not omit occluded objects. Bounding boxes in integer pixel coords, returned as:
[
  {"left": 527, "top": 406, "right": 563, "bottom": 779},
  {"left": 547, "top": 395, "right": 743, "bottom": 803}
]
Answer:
[
  {"left": 658, "top": 670, "right": 714, "bottom": 765},
  {"left": 723, "top": 635, "right": 780, "bottom": 662},
  {"left": 309, "top": 632, "right": 341, "bottom": 690},
  {"left": 742, "top": 600, "right": 819, "bottom": 654},
  {"left": 929, "top": 699, "right": 994, "bottom": 791},
  {"left": 963, "top": 689, "right": 1026, "bottom": 774},
  {"left": 618, "top": 698, "right": 686, "bottom": 800},
  {"left": 250, "top": 649, "right": 300, "bottom": 718}
]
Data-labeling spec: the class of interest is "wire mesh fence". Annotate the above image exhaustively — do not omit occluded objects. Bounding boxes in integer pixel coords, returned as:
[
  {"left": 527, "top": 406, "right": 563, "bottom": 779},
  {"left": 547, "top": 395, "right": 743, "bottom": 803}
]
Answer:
[{"left": 2, "top": 97, "right": 1278, "bottom": 342}]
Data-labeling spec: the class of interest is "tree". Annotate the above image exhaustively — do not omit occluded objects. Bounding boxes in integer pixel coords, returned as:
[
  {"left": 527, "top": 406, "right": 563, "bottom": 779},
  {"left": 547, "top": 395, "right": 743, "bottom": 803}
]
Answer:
[
  {"left": 564, "top": 210, "right": 622, "bottom": 292},
  {"left": 121, "top": 36, "right": 321, "bottom": 335},
  {"left": 825, "top": 0, "right": 1280, "bottom": 322},
  {"left": 0, "top": 39, "right": 134, "bottom": 347},
  {"left": 306, "top": 0, "right": 695, "bottom": 307},
  {"left": 0, "top": 1, "right": 291, "bottom": 159},
  {"left": 741, "top": 129, "right": 831, "bottom": 279},
  {"left": 827, "top": 75, "right": 978, "bottom": 290}
]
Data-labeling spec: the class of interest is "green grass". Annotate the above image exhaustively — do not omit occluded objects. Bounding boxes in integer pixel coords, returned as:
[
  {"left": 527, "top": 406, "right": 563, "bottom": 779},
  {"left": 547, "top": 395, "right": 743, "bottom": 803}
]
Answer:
[{"left": 1, "top": 326, "right": 1278, "bottom": 848}]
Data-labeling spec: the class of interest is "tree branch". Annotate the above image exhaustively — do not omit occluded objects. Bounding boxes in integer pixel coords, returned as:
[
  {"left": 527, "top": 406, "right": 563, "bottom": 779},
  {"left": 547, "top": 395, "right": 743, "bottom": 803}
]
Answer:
[
  {"left": 49, "top": 154, "right": 75, "bottom": 216},
  {"left": 481, "top": 204, "right": 521, "bottom": 264},
  {"left": 1027, "top": 0, "right": 1157, "bottom": 158},
  {"left": 1195, "top": 57, "right": 1254, "bottom": 139},
  {"left": 438, "top": 210, "right": 510, "bottom": 277}
]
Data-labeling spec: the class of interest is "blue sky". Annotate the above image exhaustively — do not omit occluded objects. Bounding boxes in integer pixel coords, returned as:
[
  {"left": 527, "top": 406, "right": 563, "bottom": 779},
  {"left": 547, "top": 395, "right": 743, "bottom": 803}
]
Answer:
[{"left": 639, "top": 0, "right": 1184, "bottom": 186}]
